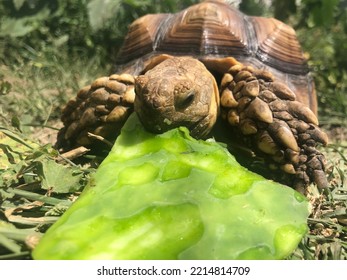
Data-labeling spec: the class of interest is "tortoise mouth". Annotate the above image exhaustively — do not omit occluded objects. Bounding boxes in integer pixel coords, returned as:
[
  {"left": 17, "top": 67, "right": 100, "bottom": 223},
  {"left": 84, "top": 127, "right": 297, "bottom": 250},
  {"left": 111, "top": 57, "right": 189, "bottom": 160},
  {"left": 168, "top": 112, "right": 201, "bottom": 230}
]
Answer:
[
  {"left": 134, "top": 102, "right": 212, "bottom": 138},
  {"left": 188, "top": 115, "right": 215, "bottom": 138}
]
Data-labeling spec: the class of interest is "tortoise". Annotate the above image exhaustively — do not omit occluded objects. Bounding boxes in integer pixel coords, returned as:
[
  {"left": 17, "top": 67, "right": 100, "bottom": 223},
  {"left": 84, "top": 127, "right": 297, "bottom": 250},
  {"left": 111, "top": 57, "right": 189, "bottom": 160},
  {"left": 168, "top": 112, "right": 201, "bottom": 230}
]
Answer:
[{"left": 57, "top": 0, "right": 328, "bottom": 192}]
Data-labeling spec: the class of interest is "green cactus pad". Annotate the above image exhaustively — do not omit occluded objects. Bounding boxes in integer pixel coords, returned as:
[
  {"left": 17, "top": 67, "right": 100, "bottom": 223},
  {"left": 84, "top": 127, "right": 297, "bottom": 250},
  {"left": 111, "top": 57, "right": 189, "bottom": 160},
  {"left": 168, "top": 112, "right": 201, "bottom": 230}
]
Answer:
[{"left": 33, "top": 114, "right": 310, "bottom": 260}]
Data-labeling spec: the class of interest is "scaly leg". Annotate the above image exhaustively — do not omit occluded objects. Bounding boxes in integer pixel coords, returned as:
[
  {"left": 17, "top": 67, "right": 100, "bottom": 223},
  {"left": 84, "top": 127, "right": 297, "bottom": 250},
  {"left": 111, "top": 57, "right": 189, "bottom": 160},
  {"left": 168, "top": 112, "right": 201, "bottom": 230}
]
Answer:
[
  {"left": 56, "top": 74, "right": 135, "bottom": 151},
  {"left": 218, "top": 64, "right": 329, "bottom": 192}
]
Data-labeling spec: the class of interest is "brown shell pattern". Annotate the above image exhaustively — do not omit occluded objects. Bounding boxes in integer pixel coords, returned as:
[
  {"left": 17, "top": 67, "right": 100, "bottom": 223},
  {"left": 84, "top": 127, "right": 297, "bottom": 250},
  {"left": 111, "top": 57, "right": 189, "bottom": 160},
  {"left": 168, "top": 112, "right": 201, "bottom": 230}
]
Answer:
[{"left": 116, "top": 0, "right": 317, "bottom": 113}]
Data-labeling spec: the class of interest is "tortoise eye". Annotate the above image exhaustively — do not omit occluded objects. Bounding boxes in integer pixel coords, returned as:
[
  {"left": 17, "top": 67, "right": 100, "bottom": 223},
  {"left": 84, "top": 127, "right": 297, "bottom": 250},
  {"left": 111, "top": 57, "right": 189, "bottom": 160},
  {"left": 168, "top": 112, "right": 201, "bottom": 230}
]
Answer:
[{"left": 175, "top": 90, "right": 195, "bottom": 109}]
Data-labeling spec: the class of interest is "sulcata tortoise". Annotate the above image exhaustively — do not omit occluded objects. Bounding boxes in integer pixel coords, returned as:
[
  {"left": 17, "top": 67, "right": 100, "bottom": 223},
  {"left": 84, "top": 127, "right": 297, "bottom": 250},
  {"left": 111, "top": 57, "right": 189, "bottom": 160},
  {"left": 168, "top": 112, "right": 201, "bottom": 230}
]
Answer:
[{"left": 57, "top": 0, "right": 328, "bottom": 192}]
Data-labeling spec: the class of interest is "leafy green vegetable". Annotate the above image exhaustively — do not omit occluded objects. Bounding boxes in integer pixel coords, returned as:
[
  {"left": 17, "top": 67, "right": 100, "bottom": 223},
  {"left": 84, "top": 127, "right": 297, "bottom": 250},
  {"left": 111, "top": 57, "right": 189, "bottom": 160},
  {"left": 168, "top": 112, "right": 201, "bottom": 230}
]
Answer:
[{"left": 32, "top": 114, "right": 310, "bottom": 260}]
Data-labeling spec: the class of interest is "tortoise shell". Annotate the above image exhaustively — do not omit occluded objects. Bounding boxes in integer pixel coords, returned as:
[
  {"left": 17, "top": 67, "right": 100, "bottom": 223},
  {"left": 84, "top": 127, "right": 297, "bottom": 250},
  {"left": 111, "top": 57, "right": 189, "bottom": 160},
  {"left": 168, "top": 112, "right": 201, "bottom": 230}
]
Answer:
[{"left": 115, "top": 0, "right": 317, "bottom": 113}]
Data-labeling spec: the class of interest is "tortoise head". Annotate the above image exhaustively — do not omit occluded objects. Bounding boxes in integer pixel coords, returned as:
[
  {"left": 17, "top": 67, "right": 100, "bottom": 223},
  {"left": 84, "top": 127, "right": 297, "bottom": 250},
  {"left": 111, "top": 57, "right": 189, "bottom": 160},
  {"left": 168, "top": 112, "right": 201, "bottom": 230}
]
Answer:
[{"left": 134, "top": 56, "right": 219, "bottom": 138}]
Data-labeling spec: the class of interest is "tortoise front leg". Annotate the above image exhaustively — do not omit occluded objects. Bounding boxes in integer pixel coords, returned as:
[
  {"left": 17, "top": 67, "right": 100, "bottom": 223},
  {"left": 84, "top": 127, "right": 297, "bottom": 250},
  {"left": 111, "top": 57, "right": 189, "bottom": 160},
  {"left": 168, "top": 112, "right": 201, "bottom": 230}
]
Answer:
[
  {"left": 219, "top": 64, "right": 329, "bottom": 192},
  {"left": 56, "top": 74, "right": 135, "bottom": 151}
]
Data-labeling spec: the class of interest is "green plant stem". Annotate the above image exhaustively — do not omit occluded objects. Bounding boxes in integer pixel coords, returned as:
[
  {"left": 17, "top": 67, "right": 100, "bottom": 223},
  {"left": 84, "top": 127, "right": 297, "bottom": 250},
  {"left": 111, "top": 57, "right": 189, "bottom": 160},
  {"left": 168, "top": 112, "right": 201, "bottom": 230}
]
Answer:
[{"left": 9, "top": 188, "right": 65, "bottom": 205}]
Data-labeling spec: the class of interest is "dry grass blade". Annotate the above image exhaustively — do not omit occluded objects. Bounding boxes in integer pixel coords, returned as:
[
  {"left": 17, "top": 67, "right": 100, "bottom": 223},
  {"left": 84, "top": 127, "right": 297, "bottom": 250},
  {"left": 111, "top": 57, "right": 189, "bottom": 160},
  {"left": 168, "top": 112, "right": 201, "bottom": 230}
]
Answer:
[{"left": 57, "top": 146, "right": 91, "bottom": 162}]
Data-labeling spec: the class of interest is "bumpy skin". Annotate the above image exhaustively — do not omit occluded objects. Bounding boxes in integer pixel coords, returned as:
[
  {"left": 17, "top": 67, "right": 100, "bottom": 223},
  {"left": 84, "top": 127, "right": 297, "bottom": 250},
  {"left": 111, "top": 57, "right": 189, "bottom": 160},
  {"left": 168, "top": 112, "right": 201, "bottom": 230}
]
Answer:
[
  {"left": 135, "top": 57, "right": 219, "bottom": 138},
  {"left": 57, "top": 74, "right": 135, "bottom": 149},
  {"left": 218, "top": 64, "right": 328, "bottom": 191}
]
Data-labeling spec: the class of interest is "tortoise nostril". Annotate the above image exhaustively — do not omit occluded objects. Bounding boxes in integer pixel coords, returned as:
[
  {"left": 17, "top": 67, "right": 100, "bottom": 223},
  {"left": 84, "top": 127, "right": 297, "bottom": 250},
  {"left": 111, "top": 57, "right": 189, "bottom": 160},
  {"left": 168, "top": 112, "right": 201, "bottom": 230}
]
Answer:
[{"left": 175, "top": 91, "right": 195, "bottom": 109}]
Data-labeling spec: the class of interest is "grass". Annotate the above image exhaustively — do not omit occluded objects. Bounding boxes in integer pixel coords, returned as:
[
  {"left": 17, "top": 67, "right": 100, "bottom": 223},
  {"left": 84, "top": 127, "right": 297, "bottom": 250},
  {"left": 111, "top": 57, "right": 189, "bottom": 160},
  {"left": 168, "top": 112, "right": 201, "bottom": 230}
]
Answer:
[
  {"left": 0, "top": 49, "right": 102, "bottom": 259},
  {"left": 0, "top": 48, "right": 346, "bottom": 260},
  {"left": 289, "top": 143, "right": 347, "bottom": 259},
  {"left": 0, "top": 47, "right": 106, "bottom": 135}
]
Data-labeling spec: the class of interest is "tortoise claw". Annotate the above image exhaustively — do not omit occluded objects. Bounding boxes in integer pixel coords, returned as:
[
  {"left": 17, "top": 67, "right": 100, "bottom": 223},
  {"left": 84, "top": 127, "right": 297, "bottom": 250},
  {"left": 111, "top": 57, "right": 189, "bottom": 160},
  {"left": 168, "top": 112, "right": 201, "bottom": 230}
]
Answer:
[
  {"left": 256, "top": 130, "right": 279, "bottom": 155},
  {"left": 226, "top": 109, "right": 239, "bottom": 125},
  {"left": 268, "top": 120, "right": 299, "bottom": 152},
  {"left": 281, "top": 163, "right": 296, "bottom": 174},
  {"left": 312, "top": 169, "right": 329, "bottom": 190},
  {"left": 287, "top": 100, "right": 319, "bottom": 125},
  {"left": 268, "top": 82, "right": 296, "bottom": 100},
  {"left": 240, "top": 118, "right": 257, "bottom": 135},
  {"left": 244, "top": 97, "right": 273, "bottom": 124},
  {"left": 220, "top": 88, "right": 238, "bottom": 108}
]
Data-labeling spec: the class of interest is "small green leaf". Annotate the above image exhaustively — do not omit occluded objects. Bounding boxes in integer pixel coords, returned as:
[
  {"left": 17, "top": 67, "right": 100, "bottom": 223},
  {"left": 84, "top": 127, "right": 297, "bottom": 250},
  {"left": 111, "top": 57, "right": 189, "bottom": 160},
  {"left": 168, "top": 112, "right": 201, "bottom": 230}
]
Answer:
[{"left": 38, "top": 159, "right": 83, "bottom": 194}]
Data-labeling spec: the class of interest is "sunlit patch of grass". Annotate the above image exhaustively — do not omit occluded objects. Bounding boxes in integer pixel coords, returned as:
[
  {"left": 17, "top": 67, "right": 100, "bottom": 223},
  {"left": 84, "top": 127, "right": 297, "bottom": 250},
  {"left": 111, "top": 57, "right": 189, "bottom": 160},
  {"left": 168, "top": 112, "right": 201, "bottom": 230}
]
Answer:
[
  {"left": 0, "top": 47, "right": 107, "bottom": 141},
  {"left": 0, "top": 46, "right": 106, "bottom": 259}
]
